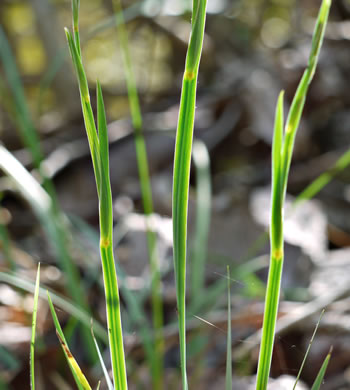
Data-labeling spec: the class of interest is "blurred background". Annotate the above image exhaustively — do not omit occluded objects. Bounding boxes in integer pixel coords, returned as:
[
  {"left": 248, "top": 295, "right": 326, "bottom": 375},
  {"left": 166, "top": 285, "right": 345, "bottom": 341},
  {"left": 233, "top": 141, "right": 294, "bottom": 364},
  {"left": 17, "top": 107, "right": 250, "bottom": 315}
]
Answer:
[{"left": 1, "top": 0, "right": 350, "bottom": 389}]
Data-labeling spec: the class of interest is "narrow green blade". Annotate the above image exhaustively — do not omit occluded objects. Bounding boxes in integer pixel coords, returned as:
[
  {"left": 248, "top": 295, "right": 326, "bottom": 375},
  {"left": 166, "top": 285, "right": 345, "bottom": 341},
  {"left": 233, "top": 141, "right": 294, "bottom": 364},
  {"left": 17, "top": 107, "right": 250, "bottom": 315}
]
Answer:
[
  {"left": 96, "top": 81, "right": 113, "bottom": 242},
  {"left": 311, "top": 347, "right": 332, "bottom": 390},
  {"left": 225, "top": 266, "right": 232, "bottom": 390},
  {"left": 281, "top": 0, "right": 332, "bottom": 191},
  {"left": 30, "top": 263, "right": 40, "bottom": 390},
  {"left": 91, "top": 324, "right": 114, "bottom": 390},
  {"left": 270, "top": 91, "right": 285, "bottom": 252},
  {"left": 293, "top": 310, "right": 325, "bottom": 390},
  {"left": 172, "top": 1, "right": 207, "bottom": 388},
  {"left": 64, "top": 28, "right": 101, "bottom": 196},
  {"left": 47, "top": 292, "right": 88, "bottom": 390}
]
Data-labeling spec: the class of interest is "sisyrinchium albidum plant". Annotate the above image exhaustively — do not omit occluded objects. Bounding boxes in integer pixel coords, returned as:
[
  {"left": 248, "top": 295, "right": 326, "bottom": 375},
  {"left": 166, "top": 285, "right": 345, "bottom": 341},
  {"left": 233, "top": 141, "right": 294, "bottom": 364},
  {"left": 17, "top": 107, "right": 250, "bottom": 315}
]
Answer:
[
  {"left": 65, "top": 0, "right": 127, "bottom": 388},
  {"left": 256, "top": 1, "right": 332, "bottom": 389},
  {"left": 172, "top": 0, "right": 208, "bottom": 388}
]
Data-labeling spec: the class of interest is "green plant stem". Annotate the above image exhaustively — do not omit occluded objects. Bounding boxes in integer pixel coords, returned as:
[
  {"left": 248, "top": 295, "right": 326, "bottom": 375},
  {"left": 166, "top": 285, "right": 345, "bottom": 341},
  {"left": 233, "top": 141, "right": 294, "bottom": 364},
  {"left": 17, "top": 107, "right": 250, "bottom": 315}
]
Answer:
[
  {"left": 30, "top": 264, "right": 40, "bottom": 390},
  {"left": 172, "top": 1, "right": 207, "bottom": 388},
  {"left": 256, "top": 1, "right": 331, "bottom": 388},
  {"left": 100, "top": 244, "right": 127, "bottom": 390},
  {"left": 112, "top": 1, "right": 164, "bottom": 387},
  {"left": 66, "top": 4, "right": 128, "bottom": 385}
]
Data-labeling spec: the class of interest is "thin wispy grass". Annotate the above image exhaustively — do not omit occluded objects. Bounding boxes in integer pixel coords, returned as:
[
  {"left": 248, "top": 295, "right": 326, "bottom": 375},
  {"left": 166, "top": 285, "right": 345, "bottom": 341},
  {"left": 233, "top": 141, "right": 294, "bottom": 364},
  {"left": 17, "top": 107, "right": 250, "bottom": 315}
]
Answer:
[
  {"left": 256, "top": 1, "right": 332, "bottom": 388},
  {"left": 225, "top": 266, "right": 232, "bottom": 390},
  {"left": 111, "top": 1, "right": 164, "bottom": 387},
  {"left": 172, "top": 0, "right": 208, "bottom": 388},
  {"left": 0, "top": 28, "right": 96, "bottom": 362},
  {"left": 0, "top": 270, "right": 108, "bottom": 343},
  {"left": 293, "top": 310, "right": 325, "bottom": 390},
  {"left": 91, "top": 324, "right": 114, "bottom": 390},
  {"left": 30, "top": 264, "right": 40, "bottom": 390}
]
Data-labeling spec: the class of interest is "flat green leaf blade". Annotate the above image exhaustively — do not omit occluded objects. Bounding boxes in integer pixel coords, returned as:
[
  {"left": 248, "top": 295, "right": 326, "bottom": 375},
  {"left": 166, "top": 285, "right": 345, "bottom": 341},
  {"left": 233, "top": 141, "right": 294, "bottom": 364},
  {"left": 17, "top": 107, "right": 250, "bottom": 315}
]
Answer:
[
  {"left": 96, "top": 81, "right": 113, "bottom": 242},
  {"left": 47, "top": 292, "right": 86, "bottom": 390},
  {"left": 65, "top": 28, "right": 101, "bottom": 196},
  {"left": 281, "top": 0, "right": 332, "bottom": 191},
  {"left": 172, "top": 3, "right": 207, "bottom": 388},
  {"left": 30, "top": 263, "right": 40, "bottom": 390},
  {"left": 56, "top": 331, "right": 92, "bottom": 390},
  {"left": 225, "top": 266, "right": 232, "bottom": 390},
  {"left": 270, "top": 91, "right": 284, "bottom": 251},
  {"left": 311, "top": 347, "right": 332, "bottom": 390},
  {"left": 72, "top": 0, "right": 81, "bottom": 56},
  {"left": 91, "top": 324, "right": 114, "bottom": 390}
]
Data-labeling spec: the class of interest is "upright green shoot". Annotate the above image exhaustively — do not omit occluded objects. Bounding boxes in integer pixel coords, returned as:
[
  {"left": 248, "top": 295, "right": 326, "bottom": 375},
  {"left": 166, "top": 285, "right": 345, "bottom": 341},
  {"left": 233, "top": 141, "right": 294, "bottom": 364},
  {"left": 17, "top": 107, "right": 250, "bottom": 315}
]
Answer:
[
  {"left": 111, "top": 1, "right": 164, "bottom": 387},
  {"left": 256, "top": 1, "right": 331, "bottom": 389},
  {"left": 65, "top": 2, "right": 128, "bottom": 388},
  {"left": 311, "top": 347, "right": 332, "bottom": 390},
  {"left": 293, "top": 310, "right": 325, "bottom": 390},
  {"left": 172, "top": 1, "right": 207, "bottom": 388},
  {"left": 30, "top": 264, "right": 40, "bottom": 390},
  {"left": 225, "top": 266, "right": 232, "bottom": 390}
]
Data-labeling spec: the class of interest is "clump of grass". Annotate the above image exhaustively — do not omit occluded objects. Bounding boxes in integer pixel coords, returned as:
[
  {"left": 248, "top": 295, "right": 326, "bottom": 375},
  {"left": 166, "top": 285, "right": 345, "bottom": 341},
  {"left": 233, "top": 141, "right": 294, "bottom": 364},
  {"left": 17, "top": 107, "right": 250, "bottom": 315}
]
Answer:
[
  {"left": 256, "top": 1, "right": 332, "bottom": 388},
  {"left": 172, "top": 0, "right": 208, "bottom": 388}
]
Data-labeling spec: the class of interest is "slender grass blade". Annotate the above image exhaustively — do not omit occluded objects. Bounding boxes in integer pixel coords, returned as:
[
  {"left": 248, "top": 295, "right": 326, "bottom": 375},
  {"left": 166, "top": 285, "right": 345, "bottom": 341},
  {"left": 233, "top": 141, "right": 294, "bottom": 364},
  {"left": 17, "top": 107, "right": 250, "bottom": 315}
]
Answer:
[
  {"left": 47, "top": 293, "right": 86, "bottom": 390},
  {"left": 310, "top": 347, "right": 332, "bottom": 390},
  {"left": 225, "top": 266, "right": 232, "bottom": 390},
  {"left": 255, "top": 2, "right": 332, "bottom": 389},
  {"left": 30, "top": 264, "right": 40, "bottom": 390},
  {"left": 293, "top": 310, "right": 325, "bottom": 390},
  {"left": 111, "top": 2, "right": 164, "bottom": 386},
  {"left": 91, "top": 324, "right": 114, "bottom": 390},
  {"left": 172, "top": 1, "right": 207, "bottom": 388}
]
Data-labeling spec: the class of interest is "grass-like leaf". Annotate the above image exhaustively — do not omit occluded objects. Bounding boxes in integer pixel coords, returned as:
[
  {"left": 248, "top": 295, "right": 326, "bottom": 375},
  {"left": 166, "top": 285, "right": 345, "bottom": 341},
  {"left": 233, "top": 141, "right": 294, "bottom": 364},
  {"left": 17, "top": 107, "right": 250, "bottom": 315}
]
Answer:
[
  {"left": 65, "top": 3, "right": 128, "bottom": 388},
  {"left": 255, "top": 1, "right": 331, "bottom": 388},
  {"left": 0, "top": 29, "right": 96, "bottom": 362},
  {"left": 311, "top": 347, "right": 332, "bottom": 390},
  {"left": 0, "top": 270, "right": 108, "bottom": 343},
  {"left": 30, "top": 263, "right": 40, "bottom": 390},
  {"left": 225, "top": 266, "right": 232, "bottom": 390},
  {"left": 281, "top": 0, "right": 331, "bottom": 191},
  {"left": 56, "top": 331, "right": 92, "bottom": 390},
  {"left": 47, "top": 293, "right": 87, "bottom": 390},
  {"left": 172, "top": 1, "right": 207, "bottom": 388},
  {"left": 111, "top": 1, "right": 164, "bottom": 387},
  {"left": 91, "top": 324, "right": 114, "bottom": 390},
  {"left": 293, "top": 310, "right": 325, "bottom": 390}
]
